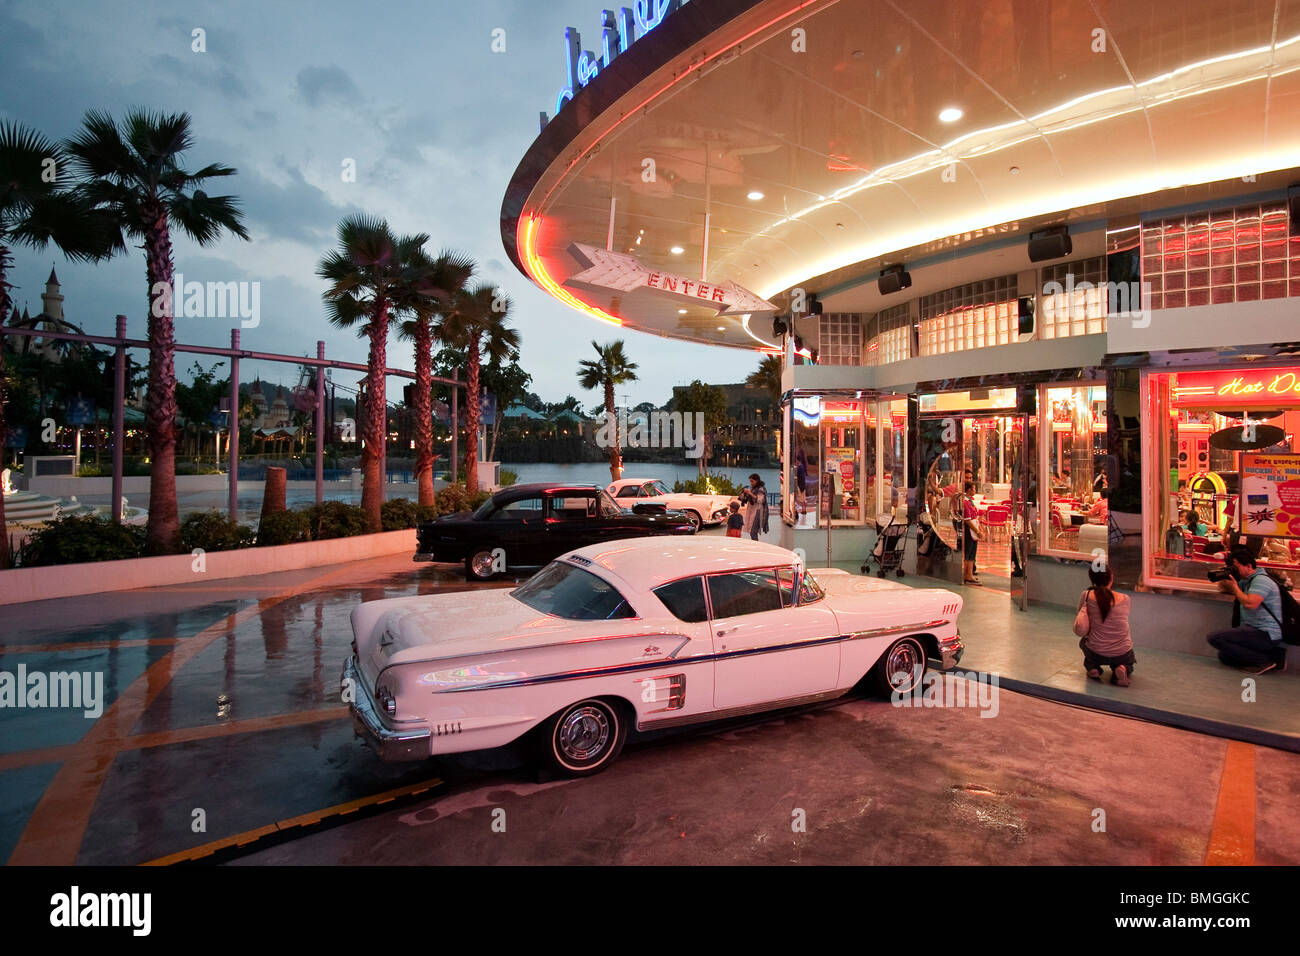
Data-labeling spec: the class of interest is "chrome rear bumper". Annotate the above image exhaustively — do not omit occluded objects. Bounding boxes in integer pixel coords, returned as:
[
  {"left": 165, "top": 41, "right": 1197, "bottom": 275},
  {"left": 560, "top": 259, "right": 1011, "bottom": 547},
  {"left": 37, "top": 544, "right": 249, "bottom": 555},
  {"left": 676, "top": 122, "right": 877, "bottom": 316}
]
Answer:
[{"left": 342, "top": 656, "right": 431, "bottom": 762}]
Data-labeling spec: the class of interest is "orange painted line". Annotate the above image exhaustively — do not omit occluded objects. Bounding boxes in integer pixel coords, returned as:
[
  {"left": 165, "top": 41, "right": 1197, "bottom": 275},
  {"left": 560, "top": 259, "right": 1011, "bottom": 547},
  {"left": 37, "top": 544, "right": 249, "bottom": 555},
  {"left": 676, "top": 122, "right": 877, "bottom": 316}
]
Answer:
[
  {"left": 1205, "top": 741, "right": 1255, "bottom": 865},
  {"left": 140, "top": 777, "right": 443, "bottom": 866},
  {"left": 0, "top": 707, "right": 348, "bottom": 772},
  {"left": 0, "top": 743, "right": 81, "bottom": 772},
  {"left": 6, "top": 561, "right": 366, "bottom": 867},
  {"left": 0, "top": 637, "right": 180, "bottom": 655},
  {"left": 123, "top": 706, "right": 349, "bottom": 751}
]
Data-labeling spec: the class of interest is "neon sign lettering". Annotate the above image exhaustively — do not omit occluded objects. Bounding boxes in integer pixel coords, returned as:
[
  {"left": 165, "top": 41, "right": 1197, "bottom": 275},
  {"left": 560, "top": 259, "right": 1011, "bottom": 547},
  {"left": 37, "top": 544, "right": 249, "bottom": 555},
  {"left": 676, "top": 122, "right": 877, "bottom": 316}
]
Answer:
[
  {"left": 554, "top": 0, "right": 682, "bottom": 118},
  {"left": 1175, "top": 368, "right": 1300, "bottom": 405}
]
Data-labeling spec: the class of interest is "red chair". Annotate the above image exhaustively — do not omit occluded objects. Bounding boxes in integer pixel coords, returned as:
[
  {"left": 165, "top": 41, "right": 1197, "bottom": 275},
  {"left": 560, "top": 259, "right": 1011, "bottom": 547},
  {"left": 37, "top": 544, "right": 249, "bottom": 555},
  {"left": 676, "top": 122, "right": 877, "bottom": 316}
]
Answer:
[
  {"left": 1051, "top": 509, "right": 1078, "bottom": 548},
  {"left": 985, "top": 506, "right": 1010, "bottom": 540}
]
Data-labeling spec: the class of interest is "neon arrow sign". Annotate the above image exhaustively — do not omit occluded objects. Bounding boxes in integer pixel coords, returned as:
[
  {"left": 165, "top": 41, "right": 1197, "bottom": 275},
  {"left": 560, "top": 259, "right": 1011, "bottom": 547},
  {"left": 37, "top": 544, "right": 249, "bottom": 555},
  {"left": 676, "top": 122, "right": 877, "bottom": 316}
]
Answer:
[
  {"left": 564, "top": 242, "right": 778, "bottom": 316},
  {"left": 554, "top": 0, "right": 684, "bottom": 118}
]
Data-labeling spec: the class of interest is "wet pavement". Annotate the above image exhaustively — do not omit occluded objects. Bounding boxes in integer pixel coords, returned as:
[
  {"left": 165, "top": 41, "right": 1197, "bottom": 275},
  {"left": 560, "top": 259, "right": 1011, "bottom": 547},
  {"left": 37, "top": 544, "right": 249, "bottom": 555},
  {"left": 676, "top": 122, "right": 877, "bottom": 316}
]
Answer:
[{"left": 2, "top": 534, "right": 1299, "bottom": 866}]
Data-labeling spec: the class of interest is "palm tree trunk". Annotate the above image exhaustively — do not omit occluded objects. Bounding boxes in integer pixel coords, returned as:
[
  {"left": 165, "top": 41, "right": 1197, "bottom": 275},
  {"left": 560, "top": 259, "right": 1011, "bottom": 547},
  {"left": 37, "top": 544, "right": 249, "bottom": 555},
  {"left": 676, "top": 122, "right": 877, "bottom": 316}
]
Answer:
[
  {"left": 361, "top": 303, "right": 389, "bottom": 532},
  {"left": 0, "top": 246, "right": 10, "bottom": 568},
  {"left": 143, "top": 208, "right": 180, "bottom": 555},
  {"left": 413, "top": 321, "right": 435, "bottom": 508},
  {"left": 464, "top": 338, "right": 480, "bottom": 494},
  {"left": 604, "top": 379, "right": 621, "bottom": 481}
]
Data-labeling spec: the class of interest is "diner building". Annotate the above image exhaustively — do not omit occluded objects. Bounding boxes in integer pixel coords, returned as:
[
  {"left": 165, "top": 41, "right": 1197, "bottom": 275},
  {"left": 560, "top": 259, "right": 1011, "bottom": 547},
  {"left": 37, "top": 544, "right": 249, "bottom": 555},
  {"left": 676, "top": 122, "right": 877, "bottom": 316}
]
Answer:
[{"left": 501, "top": 0, "right": 1300, "bottom": 658}]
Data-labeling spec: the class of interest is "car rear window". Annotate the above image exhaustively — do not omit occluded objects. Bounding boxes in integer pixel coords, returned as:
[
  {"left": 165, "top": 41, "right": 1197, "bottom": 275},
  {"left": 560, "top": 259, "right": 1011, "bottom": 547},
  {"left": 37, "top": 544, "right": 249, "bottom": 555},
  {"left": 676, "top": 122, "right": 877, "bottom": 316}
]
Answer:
[
  {"left": 511, "top": 562, "right": 636, "bottom": 620},
  {"left": 654, "top": 576, "right": 709, "bottom": 623}
]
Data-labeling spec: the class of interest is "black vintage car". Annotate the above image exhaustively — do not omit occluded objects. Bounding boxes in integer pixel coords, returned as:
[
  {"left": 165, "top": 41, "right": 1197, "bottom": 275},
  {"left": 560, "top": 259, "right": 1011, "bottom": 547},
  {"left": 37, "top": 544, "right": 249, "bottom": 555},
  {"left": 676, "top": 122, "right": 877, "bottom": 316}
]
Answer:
[{"left": 415, "top": 482, "right": 697, "bottom": 579}]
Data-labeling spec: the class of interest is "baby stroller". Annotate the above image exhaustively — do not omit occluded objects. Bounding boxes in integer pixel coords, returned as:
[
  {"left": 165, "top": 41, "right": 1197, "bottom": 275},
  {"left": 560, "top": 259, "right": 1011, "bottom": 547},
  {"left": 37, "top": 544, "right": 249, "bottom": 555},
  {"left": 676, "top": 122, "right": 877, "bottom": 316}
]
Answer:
[{"left": 863, "top": 514, "right": 910, "bottom": 577}]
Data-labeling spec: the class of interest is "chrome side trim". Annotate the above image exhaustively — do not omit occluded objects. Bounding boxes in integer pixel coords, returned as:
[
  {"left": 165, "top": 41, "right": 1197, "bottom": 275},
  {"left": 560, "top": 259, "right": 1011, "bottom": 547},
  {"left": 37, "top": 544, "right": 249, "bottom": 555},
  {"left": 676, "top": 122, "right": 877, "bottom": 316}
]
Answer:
[
  {"left": 844, "top": 619, "right": 950, "bottom": 641},
  {"left": 342, "top": 656, "right": 431, "bottom": 762},
  {"left": 638, "top": 688, "right": 847, "bottom": 731}
]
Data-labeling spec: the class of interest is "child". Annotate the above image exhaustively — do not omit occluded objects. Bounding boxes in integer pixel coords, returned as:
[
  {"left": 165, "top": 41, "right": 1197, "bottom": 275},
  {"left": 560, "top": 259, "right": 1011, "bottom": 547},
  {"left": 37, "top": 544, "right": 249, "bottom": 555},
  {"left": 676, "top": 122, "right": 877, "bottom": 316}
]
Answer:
[{"left": 726, "top": 500, "right": 744, "bottom": 537}]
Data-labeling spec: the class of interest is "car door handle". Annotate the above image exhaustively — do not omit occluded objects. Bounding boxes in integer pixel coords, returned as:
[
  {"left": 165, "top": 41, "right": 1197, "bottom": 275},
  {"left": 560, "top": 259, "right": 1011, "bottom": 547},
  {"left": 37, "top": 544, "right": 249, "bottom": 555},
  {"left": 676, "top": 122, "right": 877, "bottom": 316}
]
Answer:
[{"left": 716, "top": 629, "right": 727, "bottom": 637}]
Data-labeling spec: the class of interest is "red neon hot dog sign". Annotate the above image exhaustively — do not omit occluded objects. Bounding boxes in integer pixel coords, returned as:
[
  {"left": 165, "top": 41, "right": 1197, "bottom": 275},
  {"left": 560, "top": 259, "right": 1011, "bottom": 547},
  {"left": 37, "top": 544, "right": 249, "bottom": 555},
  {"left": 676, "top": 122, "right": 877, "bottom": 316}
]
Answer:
[{"left": 1173, "top": 368, "right": 1300, "bottom": 406}]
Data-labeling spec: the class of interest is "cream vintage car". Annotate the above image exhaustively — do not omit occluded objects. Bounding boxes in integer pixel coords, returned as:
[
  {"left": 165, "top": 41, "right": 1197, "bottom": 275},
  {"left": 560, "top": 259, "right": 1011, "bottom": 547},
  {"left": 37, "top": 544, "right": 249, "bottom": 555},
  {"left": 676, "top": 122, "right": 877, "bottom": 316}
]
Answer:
[
  {"left": 606, "top": 477, "right": 734, "bottom": 530},
  {"left": 343, "top": 536, "right": 963, "bottom": 776}
]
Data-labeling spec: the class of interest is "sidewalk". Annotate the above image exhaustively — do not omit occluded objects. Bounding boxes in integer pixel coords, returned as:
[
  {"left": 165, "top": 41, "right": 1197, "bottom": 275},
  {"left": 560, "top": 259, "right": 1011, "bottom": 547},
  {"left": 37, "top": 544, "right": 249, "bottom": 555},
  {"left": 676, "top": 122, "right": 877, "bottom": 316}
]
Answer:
[
  {"left": 747, "top": 518, "right": 1300, "bottom": 750},
  {"left": 861, "top": 564, "right": 1300, "bottom": 752}
]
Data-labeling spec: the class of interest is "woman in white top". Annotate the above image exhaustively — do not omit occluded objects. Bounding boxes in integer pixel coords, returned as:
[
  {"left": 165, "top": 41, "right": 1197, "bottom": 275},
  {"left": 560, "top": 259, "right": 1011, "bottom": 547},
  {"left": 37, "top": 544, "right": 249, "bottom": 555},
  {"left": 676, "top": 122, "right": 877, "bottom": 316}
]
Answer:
[{"left": 1077, "top": 566, "right": 1135, "bottom": 686}]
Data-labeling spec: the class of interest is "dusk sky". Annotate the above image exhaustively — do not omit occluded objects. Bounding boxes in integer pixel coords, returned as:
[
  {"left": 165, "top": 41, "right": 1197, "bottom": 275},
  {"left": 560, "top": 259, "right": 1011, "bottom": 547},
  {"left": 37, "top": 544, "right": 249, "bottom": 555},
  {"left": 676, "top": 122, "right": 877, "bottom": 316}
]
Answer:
[{"left": 0, "top": 0, "right": 760, "bottom": 409}]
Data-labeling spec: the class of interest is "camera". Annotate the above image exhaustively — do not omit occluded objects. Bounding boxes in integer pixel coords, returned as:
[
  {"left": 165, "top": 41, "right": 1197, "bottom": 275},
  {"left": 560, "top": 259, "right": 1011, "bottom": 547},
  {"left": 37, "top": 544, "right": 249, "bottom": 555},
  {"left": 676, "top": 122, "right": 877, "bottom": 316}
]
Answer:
[{"left": 1207, "top": 567, "right": 1233, "bottom": 583}]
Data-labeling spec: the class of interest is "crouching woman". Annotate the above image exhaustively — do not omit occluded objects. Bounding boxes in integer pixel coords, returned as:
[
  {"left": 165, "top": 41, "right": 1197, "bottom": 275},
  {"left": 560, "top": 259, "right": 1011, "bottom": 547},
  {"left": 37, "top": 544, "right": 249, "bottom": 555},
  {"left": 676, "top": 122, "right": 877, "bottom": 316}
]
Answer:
[{"left": 1074, "top": 566, "right": 1136, "bottom": 686}]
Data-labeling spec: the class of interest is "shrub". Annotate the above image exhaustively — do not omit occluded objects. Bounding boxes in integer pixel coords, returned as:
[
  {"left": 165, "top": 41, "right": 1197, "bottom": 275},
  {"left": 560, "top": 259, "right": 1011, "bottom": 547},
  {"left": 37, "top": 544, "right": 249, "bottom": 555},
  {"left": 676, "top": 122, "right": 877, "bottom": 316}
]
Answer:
[
  {"left": 257, "top": 509, "right": 310, "bottom": 546},
  {"left": 305, "top": 501, "right": 369, "bottom": 540},
  {"left": 673, "top": 473, "right": 742, "bottom": 496},
  {"left": 381, "top": 497, "right": 419, "bottom": 531},
  {"left": 180, "top": 510, "right": 255, "bottom": 553},
  {"left": 499, "top": 469, "right": 519, "bottom": 487},
  {"left": 434, "top": 483, "right": 492, "bottom": 517},
  {"left": 19, "top": 514, "right": 146, "bottom": 566}
]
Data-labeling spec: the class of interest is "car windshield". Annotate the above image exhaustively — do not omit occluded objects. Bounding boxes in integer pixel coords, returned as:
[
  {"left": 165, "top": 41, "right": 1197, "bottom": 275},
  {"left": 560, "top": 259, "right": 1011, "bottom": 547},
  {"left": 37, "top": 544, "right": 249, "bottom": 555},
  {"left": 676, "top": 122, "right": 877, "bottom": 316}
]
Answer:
[
  {"left": 649, "top": 480, "right": 672, "bottom": 496},
  {"left": 511, "top": 562, "right": 637, "bottom": 620}
]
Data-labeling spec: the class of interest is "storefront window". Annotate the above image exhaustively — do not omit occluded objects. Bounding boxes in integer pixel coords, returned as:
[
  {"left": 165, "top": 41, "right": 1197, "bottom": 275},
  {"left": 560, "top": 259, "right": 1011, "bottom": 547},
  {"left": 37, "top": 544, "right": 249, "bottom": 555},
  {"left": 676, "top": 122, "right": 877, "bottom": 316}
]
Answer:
[
  {"left": 1042, "top": 384, "right": 1108, "bottom": 558},
  {"left": 1147, "top": 368, "right": 1300, "bottom": 587},
  {"left": 821, "top": 401, "right": 866, "bottom": 526}
]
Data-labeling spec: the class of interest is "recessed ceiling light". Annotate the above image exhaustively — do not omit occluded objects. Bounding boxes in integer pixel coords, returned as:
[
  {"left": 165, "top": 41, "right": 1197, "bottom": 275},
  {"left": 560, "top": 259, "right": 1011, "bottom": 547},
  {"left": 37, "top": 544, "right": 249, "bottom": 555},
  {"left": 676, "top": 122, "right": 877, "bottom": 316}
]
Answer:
[
  {"left": 836, "top": 222, "right": 844, "bottom": 229},
  {"left": 851, "top": 50, "right": 865, "bottom": 59},
  {"left": 670, "top": 245, "right": 684, "bottom": 255},
  {"left": 1009, "top": 166, "right": 1021, "bottom": 175},
  {"left": 717, "top": 326, "right": 726, "bottom": 331},
  {"left": 939, "top": 107, "right": 963, "bottom": 123},
  {"left": 678, "top": 308, "right": 688, "bottom": 314},
  {"left": 747, "top": 190, "right": 764, "bottom": 201}
]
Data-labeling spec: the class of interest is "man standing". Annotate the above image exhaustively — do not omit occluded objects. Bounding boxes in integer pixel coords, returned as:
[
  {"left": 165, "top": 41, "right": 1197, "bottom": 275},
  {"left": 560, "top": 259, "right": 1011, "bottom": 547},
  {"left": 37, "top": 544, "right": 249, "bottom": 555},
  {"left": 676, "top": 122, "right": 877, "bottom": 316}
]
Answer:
[
  {"left": 745, "top": 473, "right": 769, "bottom": 541},
  {"left": 1207, "top": 547, "right": 1287, "bottom": 674}
]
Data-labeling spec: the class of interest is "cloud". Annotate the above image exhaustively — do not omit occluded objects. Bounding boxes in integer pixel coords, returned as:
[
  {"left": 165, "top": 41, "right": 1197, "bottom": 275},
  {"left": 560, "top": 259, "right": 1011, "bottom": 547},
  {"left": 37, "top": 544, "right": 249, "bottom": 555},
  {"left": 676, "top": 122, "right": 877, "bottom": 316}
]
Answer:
[{"left": 295, "top": 65, "right": 361, "bottom": 108}]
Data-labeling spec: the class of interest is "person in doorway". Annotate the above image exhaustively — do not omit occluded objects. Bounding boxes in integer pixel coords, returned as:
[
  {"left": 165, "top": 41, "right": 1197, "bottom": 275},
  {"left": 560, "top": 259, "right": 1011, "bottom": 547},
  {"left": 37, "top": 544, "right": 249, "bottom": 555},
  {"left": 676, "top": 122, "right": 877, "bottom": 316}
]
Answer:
[
  {"left": 1077, "top": 565, "right": 1135, "bottom": 686},
  {"left": 1206, "top": 547, "right": 1287, "bottom": 674},
  {"left": 744, "top": 473, "right": 769, "bottom": 541},
  {"left": 958, "top": 481, "right": 984, "bottom": 584}
]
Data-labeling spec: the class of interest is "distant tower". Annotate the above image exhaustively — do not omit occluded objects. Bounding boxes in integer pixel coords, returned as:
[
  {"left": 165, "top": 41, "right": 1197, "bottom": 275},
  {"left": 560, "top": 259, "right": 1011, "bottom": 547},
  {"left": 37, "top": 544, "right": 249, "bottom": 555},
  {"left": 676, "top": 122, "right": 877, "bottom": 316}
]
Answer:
[{"left": 41, "top": 266, "right": 64, "bottom": 322}]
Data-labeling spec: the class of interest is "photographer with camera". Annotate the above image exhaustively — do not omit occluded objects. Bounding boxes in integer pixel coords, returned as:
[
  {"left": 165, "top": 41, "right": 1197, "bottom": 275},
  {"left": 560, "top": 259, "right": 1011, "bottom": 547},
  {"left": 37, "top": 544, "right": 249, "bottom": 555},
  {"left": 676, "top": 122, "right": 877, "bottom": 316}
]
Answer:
[{"left": 1206, "top": 546, "right": 1288, "bottom": 674}]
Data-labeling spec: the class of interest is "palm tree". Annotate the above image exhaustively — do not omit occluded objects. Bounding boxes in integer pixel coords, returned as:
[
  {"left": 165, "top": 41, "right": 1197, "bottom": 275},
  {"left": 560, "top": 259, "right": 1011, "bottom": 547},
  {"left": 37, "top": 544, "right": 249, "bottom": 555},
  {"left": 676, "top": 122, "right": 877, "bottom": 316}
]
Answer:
[
  {"left": 577, "top": 340, "right": 638, "bottom": 482},
  {"left": 746, "top": 353, "right": 783, "bottom": 405},
  {"left": 398, "top": 250, "right": 474, "bottom": 507},
  {"left": 319, "top": 216, "right": 433, "bottom": 531},
  {"left": 0, "top": 121, "right": 123, "bottom": 567},
  {"left": 437, "top": 283, "right": 519, "bottom": 494},
  {"left": 65, "top": 110, "right": 248, "bottom": 555}
]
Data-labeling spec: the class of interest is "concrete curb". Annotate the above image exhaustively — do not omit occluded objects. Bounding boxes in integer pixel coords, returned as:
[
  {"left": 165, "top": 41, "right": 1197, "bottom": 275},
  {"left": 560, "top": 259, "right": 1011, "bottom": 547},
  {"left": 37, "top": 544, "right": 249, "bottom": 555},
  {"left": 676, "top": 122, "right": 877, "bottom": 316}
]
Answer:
[
  {"left": 0, "top": 529, "right": 417, "bottom": 606},
  {"left": 995, "top": 675, "right": 1300, "bottom": 754}
]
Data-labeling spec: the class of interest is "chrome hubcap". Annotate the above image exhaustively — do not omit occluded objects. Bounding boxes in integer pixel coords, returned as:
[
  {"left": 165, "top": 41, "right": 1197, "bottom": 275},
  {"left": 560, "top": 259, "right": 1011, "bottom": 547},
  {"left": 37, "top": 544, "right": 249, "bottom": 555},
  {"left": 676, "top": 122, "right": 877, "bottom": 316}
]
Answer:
[
  {"left": 887, "top": 642, "right": 922, "bottom": 692},
  {"left": 557, "top": 706, "right": 610, "bottom": 761},
  {"left": 471, "top": 551, "right": 495, "bottom": 577}
]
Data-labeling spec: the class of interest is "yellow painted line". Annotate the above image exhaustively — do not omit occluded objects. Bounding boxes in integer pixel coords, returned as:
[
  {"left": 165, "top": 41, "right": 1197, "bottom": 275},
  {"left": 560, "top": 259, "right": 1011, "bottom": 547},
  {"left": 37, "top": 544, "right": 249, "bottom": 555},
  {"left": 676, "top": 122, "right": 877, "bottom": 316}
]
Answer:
[
  {"left": 140, "top": 777, "right": 444, "bottom": 866},
  {"left": 1205, "top": 740, "right": 1255, "bottom": 866},
  {"left": 0, "top": 708, "right": 348, "bottom": 772}
]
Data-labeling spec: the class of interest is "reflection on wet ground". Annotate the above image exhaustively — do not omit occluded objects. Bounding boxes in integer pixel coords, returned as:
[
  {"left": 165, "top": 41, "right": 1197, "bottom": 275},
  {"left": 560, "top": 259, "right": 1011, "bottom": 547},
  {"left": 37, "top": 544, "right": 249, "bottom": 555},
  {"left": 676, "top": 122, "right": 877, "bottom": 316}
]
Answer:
[{"left": 0, "top": 553, "right": 520, "bottom": 865}]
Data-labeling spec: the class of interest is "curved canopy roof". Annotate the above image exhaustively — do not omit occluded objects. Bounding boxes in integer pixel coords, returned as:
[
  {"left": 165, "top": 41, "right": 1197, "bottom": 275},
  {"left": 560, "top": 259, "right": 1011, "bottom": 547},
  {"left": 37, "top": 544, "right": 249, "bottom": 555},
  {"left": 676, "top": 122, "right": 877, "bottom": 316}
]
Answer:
[{"left": 502, "top": 0, "right": 1300, "bottom": 351}]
